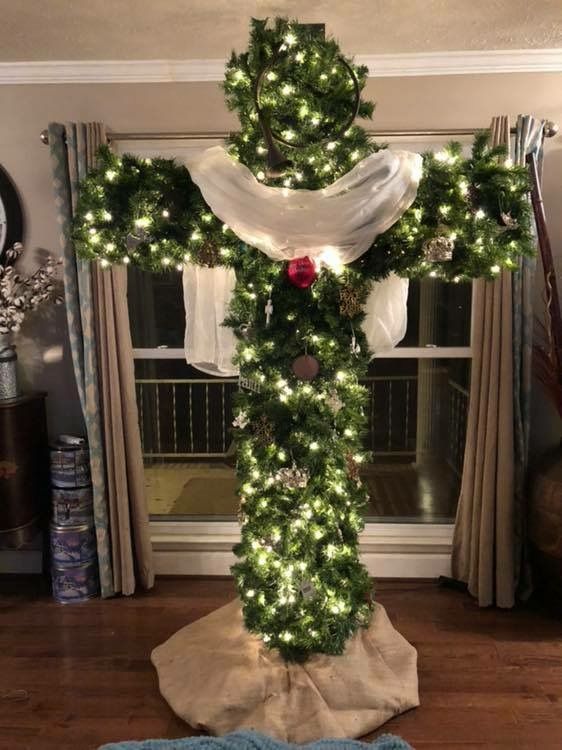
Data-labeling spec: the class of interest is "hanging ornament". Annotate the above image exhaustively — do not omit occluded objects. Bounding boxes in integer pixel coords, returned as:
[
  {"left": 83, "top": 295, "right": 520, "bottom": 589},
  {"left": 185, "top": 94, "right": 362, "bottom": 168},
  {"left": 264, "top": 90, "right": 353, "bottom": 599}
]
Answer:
[
  {"left": 275, "top": 463, "right": 309, "bottom": 489},
  {"left": 287, "top": 256, "right": 317, "bottom": 288},
  {"left": 500, "top": 212, "right": 518, "bottom": 230},
  {"left": 264, "top": 298, "right": 273, "bottom": 326},
  {"left": 339, "top": 285, "right": 364, "bottom": 318},
  {"left": 467, "top": 183, "right": 480, "bottom": 211},
  {"left": 346, "top": 453, "right": 361, "bottom": 485},
  {"left": 253, "top": 414, "right": 274, "bottom": 445},
  {"left": 292, "top": 354, "right": 320, "bottom": 381},
  {"left": 198, "top": 241, "right": 221, "bottom": 267},
  {"left": 239, "top": 375, "right": 263, "bottom": 394},
  {"left": 422, "top": 231, "right": 454, "bottom": 262},
  {"left": 326, "top": 390, "right": 344, "bottom": 414},
  {"left": 232, "top": 410, "right": 250, "bottom": 429},
  {"left": 238, "top": 322, "right": 253, "bottom": 340},
  {"left": 350, "top": 333, "right": 361, "bottom": 356},
  {"left": 261, "top": 534, "right": 279, "bottom": 551},
  {"left": 300, "top": 579, "right": 316, "bottom": 600},
  {"left": 126, "top": 226, "right": 150, "bottom": 251}
]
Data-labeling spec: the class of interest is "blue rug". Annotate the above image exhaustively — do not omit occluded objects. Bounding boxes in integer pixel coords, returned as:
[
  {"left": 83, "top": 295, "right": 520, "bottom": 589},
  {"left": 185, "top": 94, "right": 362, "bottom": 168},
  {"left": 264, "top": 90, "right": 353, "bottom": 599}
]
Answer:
[{"left": 99, "top": 730, "right": 413, "bottom": 750}]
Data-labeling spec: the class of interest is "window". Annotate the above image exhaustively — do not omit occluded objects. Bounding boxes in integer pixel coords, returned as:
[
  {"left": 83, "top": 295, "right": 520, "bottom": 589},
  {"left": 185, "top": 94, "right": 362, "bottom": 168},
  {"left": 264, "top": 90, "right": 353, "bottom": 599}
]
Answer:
[
  {"left": 129, "top": 271, "right": 470, "bottom": 523},
  {"left": 123, "top": 137, "right": 473, "bottom": 526}
]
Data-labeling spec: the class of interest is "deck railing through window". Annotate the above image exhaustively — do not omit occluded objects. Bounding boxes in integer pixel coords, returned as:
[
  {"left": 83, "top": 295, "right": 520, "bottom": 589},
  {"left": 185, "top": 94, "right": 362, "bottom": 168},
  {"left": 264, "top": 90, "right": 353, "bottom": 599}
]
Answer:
[{"left": 135, "top": 371, "right": 468, "bottom": 472}]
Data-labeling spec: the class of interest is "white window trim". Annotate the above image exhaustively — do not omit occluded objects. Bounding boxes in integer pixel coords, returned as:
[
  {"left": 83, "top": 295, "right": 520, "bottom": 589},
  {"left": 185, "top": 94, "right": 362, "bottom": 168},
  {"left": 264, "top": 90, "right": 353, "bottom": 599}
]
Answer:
[
  {"left": 136, "top": 337, "right": 469, "bottom": 577},
  {"left": 127, "top": 137, "right": 472, "bottom": 578},
  {"left": 133, "top": 347, "right": 472, "bottom": 359},
  {"left": 150, "top": 520, "right": 453, "bottom": 578}
]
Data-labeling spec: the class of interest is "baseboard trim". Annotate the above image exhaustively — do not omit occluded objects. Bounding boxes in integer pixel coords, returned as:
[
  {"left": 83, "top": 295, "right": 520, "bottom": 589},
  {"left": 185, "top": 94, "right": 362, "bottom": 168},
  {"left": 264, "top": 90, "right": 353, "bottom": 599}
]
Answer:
[{"left": 150, "top": 521, "right": 453, "bottom": 578}]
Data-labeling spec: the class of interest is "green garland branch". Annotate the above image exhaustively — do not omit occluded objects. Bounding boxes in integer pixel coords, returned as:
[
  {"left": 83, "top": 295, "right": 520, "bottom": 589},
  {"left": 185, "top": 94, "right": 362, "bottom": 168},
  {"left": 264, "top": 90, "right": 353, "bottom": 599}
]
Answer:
[
  {"left": 72, "top": 17, "right": 535, "bottom": 661},
  {"left": 73, "top": 135, "right": 533, "bottom": 282}
]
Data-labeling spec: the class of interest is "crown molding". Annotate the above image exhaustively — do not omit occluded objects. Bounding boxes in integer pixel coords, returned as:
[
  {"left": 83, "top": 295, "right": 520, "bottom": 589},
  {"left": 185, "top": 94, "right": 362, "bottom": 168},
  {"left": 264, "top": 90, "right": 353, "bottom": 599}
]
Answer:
[
  {"left": 360, "top": 48, "right": 562, "bottom": 77},
  {"left": 0, "top": 58, "right": 226, "bottom": 84},
  {"left": 0, "top": 48, "right": 561, "bottom": 84}
]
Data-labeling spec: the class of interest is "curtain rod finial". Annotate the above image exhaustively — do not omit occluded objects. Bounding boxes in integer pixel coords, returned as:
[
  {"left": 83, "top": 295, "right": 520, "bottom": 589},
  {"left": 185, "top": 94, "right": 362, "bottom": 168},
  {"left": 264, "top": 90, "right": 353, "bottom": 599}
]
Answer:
[
  {"left": 545, "top": 121, "right": 559, "bottom": 138},
  {"left": 40, "top": 129, "right": 49, "bottom": 145}
]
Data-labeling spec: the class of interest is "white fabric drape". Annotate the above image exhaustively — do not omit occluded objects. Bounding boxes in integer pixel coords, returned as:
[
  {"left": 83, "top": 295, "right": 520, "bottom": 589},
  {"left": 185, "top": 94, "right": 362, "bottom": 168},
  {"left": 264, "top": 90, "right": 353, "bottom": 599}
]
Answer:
[
  {"left": 183, "top": 264, "right": 238, "bottom": 376},
  {"left": 364, "top": 274, "right": 409, "bottom": 355},
  {"left": 182, "top": 147, "right": 419, "bottom": 375},
  {"left": 184, "top": 146, "right": 422, "bottom": 267}
]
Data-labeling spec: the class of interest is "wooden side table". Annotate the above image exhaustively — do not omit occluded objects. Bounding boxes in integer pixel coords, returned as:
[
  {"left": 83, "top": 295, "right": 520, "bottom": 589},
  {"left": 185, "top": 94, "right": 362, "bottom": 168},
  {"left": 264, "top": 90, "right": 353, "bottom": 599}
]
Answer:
[{"left": 0, "top": 392, "right": 49, "bottom": 548}]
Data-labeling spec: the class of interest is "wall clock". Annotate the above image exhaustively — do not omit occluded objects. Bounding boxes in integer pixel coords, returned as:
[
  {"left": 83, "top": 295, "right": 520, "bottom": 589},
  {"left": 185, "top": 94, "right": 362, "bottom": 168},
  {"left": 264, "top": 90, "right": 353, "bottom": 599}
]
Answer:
[{"left": 0, "top": 165, "right": 24, "bottom": 264}]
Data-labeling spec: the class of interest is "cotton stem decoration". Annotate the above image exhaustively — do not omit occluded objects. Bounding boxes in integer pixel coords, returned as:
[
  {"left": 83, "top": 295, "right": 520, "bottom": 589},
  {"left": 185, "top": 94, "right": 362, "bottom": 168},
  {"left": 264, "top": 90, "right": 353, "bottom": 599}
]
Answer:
[
  {"left": 72, "top": 17, "right": 535, "bottom": 661},
  {"left": 0, "top": 243, "right": 62, "bottom": 335}
]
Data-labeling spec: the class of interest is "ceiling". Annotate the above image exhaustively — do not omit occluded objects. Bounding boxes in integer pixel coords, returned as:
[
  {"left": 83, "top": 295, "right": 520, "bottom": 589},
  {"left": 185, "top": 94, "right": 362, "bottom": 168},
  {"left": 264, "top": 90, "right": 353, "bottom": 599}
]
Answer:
[{"left": 1, "top": 0, "right": 561, "bottom": 61}]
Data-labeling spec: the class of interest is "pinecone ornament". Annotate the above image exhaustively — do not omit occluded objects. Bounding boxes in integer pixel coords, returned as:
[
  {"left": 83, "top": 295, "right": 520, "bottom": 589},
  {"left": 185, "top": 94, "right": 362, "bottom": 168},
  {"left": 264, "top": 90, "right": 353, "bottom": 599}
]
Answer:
[
  {"left": 198, "top": 241, "right": 221, "bottom": 267},
  {"left": 346, "top": 453, "right": 361, "bottom": 484}
]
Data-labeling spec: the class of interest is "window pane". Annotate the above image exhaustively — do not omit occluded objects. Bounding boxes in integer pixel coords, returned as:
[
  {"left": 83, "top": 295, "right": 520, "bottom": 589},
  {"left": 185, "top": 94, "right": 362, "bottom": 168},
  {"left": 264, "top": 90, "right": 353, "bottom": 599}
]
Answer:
[
  {"left": 363, "top": 357, "right": 469, "bottom": 523},
  {"left": 135, "top": 359, "right": 238, "bottom": 519},
  {"left": 128, "top": 267, "right": 471, "bottom": 351},
  {"left": 136, "top": 357, "right": 469, "bottom": 523},
  {"left": 128, "top": 266, "right": 185, "bottom": 348},
  {"left": 400, "top": 278, "right": 472, "bottom": 348}
]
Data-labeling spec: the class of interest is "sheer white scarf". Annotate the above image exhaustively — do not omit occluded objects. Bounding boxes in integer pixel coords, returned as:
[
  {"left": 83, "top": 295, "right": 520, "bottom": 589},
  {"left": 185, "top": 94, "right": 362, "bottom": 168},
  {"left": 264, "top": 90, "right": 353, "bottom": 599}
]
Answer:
[{"left": 182, "top": 146, "right": 421, "bottom": 375}]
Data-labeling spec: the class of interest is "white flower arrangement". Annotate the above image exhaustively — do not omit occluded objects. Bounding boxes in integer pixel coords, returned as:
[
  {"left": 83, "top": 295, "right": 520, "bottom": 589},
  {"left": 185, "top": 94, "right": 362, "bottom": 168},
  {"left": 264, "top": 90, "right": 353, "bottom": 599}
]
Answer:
[{"left": 0, "top": 243, "right": 62, "bottom": 335}]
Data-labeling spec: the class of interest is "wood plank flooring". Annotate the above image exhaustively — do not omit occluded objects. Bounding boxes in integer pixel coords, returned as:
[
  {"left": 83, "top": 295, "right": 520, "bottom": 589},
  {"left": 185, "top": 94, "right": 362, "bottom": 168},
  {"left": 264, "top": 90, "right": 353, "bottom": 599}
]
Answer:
[{"left": 1, "top": 577, "right": 562, "bottom": 750}]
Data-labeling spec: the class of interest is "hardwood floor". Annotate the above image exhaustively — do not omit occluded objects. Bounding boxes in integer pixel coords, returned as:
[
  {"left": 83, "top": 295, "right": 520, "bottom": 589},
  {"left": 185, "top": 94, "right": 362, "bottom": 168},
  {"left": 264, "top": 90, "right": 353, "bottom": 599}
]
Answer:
[{"left": 1, "top": 577, "right": 562, "bottom": 750}]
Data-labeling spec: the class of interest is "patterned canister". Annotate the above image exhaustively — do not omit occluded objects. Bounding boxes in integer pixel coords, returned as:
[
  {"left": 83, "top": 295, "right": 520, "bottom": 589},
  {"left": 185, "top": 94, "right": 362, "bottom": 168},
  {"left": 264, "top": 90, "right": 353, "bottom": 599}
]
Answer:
[
  {"left": 51, "top": 560, "right": 99, "bottom": 604},
  {"left": 50, "top": 436, "right": 90, "bottom": 488},
  {"left": 50, "top": 523, "right": 97, "bottom": 566},
  {"left": 52, "top": 487, "right": 94, "bottom": 527}
]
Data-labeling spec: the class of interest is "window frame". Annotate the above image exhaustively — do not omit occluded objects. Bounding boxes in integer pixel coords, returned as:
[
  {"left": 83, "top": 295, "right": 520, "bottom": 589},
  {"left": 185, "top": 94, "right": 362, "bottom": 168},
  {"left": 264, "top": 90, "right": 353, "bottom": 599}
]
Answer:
[{"left": 122, "top": 136, "right": 476, "bottom": 576}]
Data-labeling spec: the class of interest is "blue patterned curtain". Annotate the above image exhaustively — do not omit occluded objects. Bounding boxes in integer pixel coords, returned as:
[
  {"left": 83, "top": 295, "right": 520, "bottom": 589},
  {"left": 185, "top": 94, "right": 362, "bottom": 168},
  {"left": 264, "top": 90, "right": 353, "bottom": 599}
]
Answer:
[
  {"left": 513, "top": 115, "right": 545, "bottom": 599},
  {"left": 48, "top": 123, "right": 114, "bottom": 597}
]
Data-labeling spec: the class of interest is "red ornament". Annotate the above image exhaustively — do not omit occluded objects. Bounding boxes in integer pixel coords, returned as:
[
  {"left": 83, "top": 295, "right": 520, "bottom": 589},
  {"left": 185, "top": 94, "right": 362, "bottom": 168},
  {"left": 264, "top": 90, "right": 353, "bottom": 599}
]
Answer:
[
  {"left": 291, "top": 354, "right": 320, "bottom": 381},
  {"left": 287, "top": 256, "right": 317, "bottom": 289}
]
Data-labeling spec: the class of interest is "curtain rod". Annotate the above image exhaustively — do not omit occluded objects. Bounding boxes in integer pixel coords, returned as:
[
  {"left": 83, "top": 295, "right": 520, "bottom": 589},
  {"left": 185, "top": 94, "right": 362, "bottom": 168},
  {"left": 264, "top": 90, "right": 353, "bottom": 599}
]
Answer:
[{"left": 40, "top": 122, "right": 559, "bottom": 145}]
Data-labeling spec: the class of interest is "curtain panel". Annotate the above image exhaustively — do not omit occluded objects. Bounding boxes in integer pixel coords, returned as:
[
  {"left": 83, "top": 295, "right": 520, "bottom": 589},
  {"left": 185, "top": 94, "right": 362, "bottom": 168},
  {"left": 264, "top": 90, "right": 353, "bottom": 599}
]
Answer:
[
  {"left": 48, "top": 122, "right": 154, "bottom": 596},
  {"left": 452, "top": 115, "right": 544, "bottom": 606}
]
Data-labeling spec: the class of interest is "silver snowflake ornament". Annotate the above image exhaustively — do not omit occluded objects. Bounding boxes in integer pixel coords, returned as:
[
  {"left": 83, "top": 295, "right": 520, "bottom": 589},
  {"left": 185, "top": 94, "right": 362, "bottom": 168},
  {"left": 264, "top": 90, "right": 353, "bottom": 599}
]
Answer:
[
  {"left": 275, "top": 463, "right": 309, "bottom": 489},
  {"left": 232, "top": 410, "right": 250, "bottom": 429},
  {"left": 326, "top": 391, "right": 344, "bottom": 413}
]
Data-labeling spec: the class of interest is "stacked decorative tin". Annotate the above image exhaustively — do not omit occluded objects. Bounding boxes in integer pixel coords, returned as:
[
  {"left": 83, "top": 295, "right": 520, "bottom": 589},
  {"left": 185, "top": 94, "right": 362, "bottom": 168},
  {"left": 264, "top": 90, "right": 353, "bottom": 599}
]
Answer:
[{"left": 49, "top": 435, "right": 99, "bottom": 603}]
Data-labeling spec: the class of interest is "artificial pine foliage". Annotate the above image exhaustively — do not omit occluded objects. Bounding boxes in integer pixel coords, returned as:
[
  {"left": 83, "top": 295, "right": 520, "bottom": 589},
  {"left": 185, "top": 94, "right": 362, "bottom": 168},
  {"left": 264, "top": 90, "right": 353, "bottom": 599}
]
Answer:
[{"left": 72, "top": 18, "right": 535, "bottom": 660}]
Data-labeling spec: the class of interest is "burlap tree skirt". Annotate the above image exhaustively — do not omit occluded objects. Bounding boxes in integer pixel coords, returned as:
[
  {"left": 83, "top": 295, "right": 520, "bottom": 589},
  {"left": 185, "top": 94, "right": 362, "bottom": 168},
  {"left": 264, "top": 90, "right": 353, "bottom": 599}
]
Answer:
[{"left": 151, "top": 599, "right": 419, "bottom": 743}]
